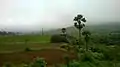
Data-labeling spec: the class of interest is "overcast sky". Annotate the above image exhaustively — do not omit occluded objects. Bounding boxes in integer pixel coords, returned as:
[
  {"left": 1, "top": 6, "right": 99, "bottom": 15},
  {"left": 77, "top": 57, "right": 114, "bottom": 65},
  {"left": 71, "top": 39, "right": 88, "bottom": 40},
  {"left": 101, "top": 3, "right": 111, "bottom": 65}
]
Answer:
[{"left": 0, "top": 0, "right": 120, "bottom": 32}]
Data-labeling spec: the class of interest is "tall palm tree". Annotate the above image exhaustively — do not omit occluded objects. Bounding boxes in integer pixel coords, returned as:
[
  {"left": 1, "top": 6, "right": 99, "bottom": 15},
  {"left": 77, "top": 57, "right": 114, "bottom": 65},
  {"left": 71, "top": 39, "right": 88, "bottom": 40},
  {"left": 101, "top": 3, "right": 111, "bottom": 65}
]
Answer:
[
  {"left": 73, "top": 14, "right": 86, "bottom": 45},
  {"left": 82, "top": 31, "right": 91, "bottom": 51}
]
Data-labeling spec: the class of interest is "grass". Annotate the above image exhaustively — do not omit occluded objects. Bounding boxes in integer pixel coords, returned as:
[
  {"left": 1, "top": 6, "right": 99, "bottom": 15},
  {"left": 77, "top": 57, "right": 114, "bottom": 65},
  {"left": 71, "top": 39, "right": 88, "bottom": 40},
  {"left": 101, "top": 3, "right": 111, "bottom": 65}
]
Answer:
[
  {"left": 0, "top": 43, "right": 48, "bottom": 53},
  {"left": 0, "top": 35, "right": 51, "bottom": 52},
  {"left": 0, "top": 35, "right": 50, "bottom": 43},
  {"left": 0, "top": 42, "right": 65, "bottom": 53}
]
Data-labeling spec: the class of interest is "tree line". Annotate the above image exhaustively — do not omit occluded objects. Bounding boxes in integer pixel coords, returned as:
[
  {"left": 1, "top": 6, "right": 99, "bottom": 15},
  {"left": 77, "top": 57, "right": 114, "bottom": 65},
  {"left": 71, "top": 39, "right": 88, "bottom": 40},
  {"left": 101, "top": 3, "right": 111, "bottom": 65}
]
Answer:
[{"left": 0, "top": 31, "right": 20, "bottom": 35}]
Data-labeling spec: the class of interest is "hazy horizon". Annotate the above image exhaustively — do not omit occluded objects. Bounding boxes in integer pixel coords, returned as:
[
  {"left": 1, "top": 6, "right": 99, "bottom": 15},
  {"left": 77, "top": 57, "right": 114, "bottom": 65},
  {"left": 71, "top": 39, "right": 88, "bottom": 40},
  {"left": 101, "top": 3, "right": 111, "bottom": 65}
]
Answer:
[{"left": 0, "top": 0, "right": 120, "bottom": 32}]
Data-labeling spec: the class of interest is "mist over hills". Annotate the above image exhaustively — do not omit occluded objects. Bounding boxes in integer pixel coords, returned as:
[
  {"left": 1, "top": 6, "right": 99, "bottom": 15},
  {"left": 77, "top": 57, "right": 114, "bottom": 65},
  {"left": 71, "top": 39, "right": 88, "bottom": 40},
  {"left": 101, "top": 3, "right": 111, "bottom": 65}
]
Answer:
[
  {"left": 2, "top": 22, "right": 119, "bottom": 35},
  {"left": 44, "top": 22, "right": 120, "bottom": 35}
]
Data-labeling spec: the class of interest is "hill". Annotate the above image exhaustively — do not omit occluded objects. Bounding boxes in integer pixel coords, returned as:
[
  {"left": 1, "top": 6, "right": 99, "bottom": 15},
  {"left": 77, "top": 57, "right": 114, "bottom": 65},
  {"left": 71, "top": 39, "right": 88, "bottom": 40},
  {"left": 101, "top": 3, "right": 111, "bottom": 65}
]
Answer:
[{"left": 45, "top": 22, "right": 120, "bottom": 36}]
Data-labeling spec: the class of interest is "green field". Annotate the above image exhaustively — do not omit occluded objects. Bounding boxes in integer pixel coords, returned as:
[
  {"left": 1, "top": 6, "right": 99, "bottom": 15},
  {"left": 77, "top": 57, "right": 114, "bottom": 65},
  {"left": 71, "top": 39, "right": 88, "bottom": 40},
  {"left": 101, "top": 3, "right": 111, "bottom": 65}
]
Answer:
[
  {"left": 0, "top": 35, "right": 50, "bottom": 43},
  {"left": 0, "top": 35, "right": 51, "bottom": 52}
]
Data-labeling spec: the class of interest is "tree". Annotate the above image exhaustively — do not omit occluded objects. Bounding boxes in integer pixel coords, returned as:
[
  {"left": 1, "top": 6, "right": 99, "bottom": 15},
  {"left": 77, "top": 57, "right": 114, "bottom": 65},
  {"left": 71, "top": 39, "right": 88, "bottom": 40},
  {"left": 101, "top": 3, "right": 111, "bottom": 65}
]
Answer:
[
  {"left": 73, "top": 14, "right": 86, "bottom": 45},
  {"left": 82, "top": 30, "right": 91, "bottom": 51},
  {"left": 50, "top": 34, "right": 69, "bottom": 43},
  {"left": 61, "top": 28, "right": 67, "bottom": 36}
]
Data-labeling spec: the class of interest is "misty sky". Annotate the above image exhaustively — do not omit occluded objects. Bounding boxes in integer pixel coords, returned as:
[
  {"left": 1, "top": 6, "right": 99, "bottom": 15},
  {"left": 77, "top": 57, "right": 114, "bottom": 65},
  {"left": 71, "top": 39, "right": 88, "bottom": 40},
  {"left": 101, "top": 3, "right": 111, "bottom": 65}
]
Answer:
[{"left": 0, "top": 0, "right": 120, "bottom": 32}]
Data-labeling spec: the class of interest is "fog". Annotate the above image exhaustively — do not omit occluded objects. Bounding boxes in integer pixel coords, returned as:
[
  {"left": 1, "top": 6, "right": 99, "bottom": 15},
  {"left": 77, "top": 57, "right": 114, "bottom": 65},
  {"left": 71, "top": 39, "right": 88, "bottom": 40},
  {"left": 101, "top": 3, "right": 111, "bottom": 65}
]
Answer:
[{"left": 0, "top": 0, "right": 120, "bottom": 32}]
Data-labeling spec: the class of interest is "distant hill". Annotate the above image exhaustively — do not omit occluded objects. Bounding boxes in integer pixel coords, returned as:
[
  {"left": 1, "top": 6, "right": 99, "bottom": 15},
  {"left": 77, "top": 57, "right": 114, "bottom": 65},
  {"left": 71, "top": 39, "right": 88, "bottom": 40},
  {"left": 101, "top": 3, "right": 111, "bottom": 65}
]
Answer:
[
  {"left": 45, "top": 22, "right": 120, "bottom": 36},
  {"left": 85, "top": 22, "right": 120, "bottom": 33}
]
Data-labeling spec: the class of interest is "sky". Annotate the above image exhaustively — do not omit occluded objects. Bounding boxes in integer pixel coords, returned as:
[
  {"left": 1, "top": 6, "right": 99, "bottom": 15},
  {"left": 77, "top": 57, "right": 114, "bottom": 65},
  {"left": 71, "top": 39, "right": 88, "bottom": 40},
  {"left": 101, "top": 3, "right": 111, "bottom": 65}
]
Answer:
[{"left": 0, "top": 0, "right": 120, "bottom": 32}]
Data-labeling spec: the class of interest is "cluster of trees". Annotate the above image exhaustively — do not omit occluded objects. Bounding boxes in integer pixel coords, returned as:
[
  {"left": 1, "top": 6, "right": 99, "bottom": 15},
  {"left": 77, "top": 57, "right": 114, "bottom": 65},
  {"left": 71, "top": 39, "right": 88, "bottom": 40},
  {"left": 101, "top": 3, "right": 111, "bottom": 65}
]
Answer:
[
  {"left": 90, "top": 32, "right": 120, "bottom": 45},
  {"left": 49, "top": 14, "right": 120, "bottom": 67},
  {"left": 0, "top": 31, "right": 20, "bottom": 35}
]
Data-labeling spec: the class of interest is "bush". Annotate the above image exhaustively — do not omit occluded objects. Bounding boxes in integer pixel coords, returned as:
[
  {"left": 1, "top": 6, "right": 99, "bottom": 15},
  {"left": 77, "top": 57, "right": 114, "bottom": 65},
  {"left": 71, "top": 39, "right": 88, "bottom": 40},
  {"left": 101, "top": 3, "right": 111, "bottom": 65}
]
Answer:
[
  {"left": 69, "top": 60, "right": 80, "bottom": 67},
  {"left": 50, "top": 34, "right": 69, "bottom": 43},
  {"left": 81, "top": 52, "right": 93, "bottom": 62},
  {"left": 90, "top": 47, "right": 102, "bottom": 53},
  {"left": 80, "top": 51, "right": 100, "bottom": 65},
  {"left": 60, "top": 45, "right": 66, "bottom": 49},
  {"left": 25, "top": 47, "right": 32, "bottom": 51},
  {"left": 102, "top": 46, "right": 120, "bottom": 61},
  {"left": 92, "top": 52, "right": 104, "bottom": 60},
  {"left": 79, "top": 48, "right": 85, "bottom": 53},
  {"left": 31, "top": 57, "right": 47, "bottom": 67},
  {"left": 64, "top": 54, "right": 70, "bottom": 67},
  {"left": 2, "top": 62, "right": 13, "bottom": 67}
]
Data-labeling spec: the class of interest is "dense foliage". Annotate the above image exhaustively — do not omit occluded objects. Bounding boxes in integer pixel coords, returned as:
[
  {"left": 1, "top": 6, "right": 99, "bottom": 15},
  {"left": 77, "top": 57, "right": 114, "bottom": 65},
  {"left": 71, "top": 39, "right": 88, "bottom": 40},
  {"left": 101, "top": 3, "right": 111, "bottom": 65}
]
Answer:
[{"left": 50, "top": 34, "right": 69, "bottom": 43}]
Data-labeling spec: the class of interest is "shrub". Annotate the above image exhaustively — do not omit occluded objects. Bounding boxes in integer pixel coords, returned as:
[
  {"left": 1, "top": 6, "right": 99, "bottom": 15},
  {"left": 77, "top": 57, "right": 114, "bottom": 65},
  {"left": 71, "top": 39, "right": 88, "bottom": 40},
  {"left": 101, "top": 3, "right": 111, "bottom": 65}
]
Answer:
[
  {"left": 2, "top": 62, "right": 13, "bottom": 67},
  {"left": 60, "top": 44, "right": 67, "bottom": 49},
  {"left": 92, "top": 52, "right": 104, "bottom": 60},
  {"left": 21, "top": 63, "right": 29, "bottom": 67},
  {"left": 25, "top": 47, "right": 32, "bottom": 51},
  {"left": 31, "top": 57, "right": 47, "bottom": 67},
  {"left": 81, "top": 52, "right": 93, "bottom": 62},
  {"left": 69, "top": 60, "right": 80, "bottom": 67},
  {"left": 80, "top": 51, "right": 100, "bottom": 65},
  {"left": 64, "top": 55, "right": 70, "bottom": 67},
  {"left": 102, "top": 46, "right": 120, "bottom": 61},
  {"left": 79, "top": 48, "right": 85, "bottom": 53},
  {"left": 90, "top": 47, "right": 102, "bottom": 53},
  {"left": 50, "top": 34, "right": 68, "bottom": 43}
]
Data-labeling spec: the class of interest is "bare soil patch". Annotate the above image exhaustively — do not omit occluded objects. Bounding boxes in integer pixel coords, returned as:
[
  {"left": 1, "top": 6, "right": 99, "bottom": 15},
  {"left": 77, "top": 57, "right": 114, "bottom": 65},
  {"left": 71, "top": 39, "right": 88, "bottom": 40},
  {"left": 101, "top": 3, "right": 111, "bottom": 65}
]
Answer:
[{"left": 0, "top": 48, "right": 76, "bottom": 66}]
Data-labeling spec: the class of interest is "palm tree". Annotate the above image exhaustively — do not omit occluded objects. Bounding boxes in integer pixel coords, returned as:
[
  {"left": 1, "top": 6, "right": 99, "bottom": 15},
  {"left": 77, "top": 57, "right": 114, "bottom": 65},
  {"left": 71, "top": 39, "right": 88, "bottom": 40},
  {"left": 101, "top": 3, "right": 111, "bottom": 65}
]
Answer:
[
  {"left": 73, "top": 14, "right": 86, "bottom": 45},
  {"left": 82, "top": 31, "right": 91, "bottom": 51}
]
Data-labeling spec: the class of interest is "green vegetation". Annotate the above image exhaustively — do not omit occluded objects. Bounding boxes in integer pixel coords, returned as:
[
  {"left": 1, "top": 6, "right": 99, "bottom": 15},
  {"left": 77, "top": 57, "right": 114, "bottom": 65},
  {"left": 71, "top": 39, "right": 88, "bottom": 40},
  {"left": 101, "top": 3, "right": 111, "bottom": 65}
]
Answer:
[
  {"left": 50, "top": 34, "right": 68, "bottom": 43},
  {"left": 0, "top": 35, "right": 50, "bottom": 43},
  {"left": 0, "top": 35, "right": 51, "bottom": 52}
]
